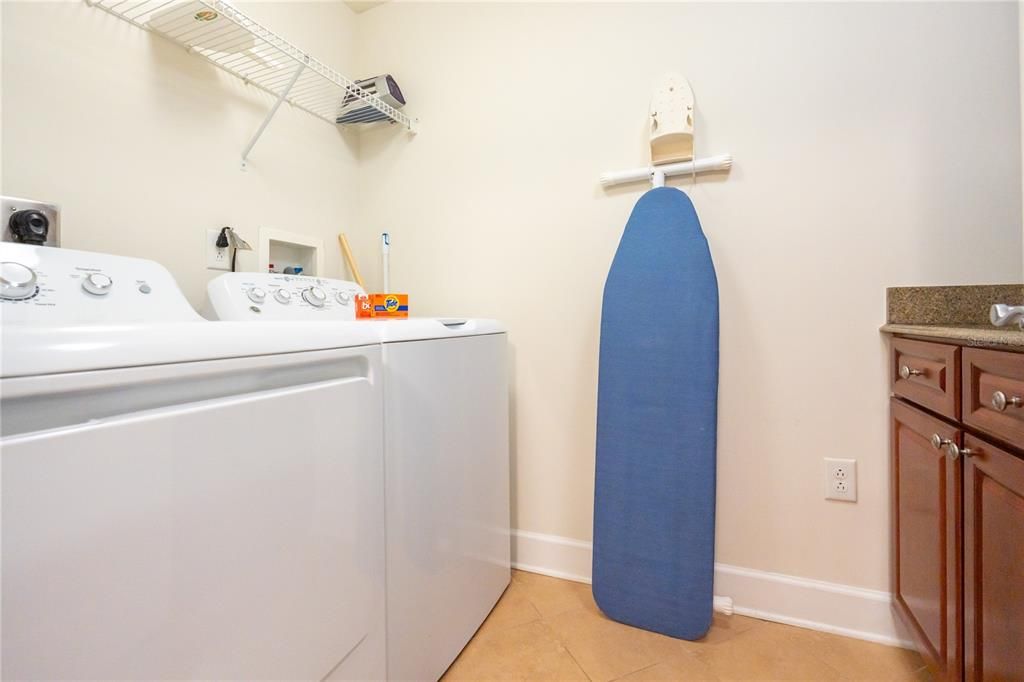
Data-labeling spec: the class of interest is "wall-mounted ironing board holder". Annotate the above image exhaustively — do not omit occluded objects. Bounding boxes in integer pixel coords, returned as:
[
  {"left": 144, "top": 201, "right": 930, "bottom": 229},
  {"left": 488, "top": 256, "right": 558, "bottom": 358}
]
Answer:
[{"left": 600, "top": 154, "right": 733, "bottom": 189}]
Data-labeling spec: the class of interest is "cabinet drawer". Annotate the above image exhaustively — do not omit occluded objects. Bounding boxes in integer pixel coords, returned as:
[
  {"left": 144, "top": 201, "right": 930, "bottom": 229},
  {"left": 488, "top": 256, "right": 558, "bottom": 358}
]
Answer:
[
  {"left": 891, "top": 338, "right": 960, "bottom": 419},
  {"left": 962, "top": 348, "right": 1024, "bottom": 446}
]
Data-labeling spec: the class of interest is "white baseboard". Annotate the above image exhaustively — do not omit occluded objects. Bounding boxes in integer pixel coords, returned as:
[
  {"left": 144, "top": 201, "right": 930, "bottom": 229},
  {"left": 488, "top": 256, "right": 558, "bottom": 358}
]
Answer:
[
  {"left": 511, "top": 528, "right": 593, "bottom": 583},
  {"left": 510, "top": 529, "right": 914, "bottom": 649},
  {"left": 713, "top": 563, "right": 914, "bottom": 648}
]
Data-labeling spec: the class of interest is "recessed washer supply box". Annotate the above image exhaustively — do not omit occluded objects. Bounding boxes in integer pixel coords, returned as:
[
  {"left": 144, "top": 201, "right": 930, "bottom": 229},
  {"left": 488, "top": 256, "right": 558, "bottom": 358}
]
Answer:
[
  {"left": 1, "top": 196, "right": 60, "bottom": 248},
  {"left": 257, "top": 228, "right": 323, "bottom": 277}
]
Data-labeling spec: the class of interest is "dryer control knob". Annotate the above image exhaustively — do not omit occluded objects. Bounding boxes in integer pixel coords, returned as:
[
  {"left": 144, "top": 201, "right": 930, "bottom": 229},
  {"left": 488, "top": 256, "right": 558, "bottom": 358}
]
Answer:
[
  {"left": 302, "top": 286, "right": 327, "bottom": 307},
  {"left": 0, "top": 261, "right": 38, "bottom": 300},
  {"left": 336, "top": 291, "right": 352, "bottom": 305},
  {"left": 274, "top": 289, "right": 292, "bottom": 304},
  {"left": 82, "top": 272, "right": 113, "bottom": 296},
  {"left": 247, "top": 287, "right": 267, "bottom": 304}
]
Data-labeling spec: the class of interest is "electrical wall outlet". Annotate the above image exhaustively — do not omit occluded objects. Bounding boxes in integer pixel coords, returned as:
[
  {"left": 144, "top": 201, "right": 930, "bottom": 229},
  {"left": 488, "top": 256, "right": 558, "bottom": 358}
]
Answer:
[
  {"left": 825, "top": 458, "right": 857, "bottom": 502},
  {"left": 206, "top": 228, "right": 230, "bottom": 271}
]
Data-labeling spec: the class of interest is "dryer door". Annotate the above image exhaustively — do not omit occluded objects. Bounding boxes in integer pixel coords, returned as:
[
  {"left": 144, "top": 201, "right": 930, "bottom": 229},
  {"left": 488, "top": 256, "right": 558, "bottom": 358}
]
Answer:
[{"left": 1, "top": 347, "right": 385, "bottom": 681}]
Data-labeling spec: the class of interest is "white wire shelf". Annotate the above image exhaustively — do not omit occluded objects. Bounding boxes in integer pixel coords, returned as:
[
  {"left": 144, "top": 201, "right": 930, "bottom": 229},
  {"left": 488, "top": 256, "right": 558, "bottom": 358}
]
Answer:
[{"left": 87, "top": 0, "right": 415, "bottom": 165}]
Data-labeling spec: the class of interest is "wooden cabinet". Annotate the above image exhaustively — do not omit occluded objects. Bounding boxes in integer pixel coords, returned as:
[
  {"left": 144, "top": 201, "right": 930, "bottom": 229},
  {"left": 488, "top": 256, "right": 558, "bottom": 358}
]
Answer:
[
  {"left": 889, "top": 337, "right": 1024, "bottom": 682},
  {"left": 890, "top": 399, "right": 962, "bottom": 679},
  {"left": 962, "top": 434, "right": 1024, "bottom": 681}
]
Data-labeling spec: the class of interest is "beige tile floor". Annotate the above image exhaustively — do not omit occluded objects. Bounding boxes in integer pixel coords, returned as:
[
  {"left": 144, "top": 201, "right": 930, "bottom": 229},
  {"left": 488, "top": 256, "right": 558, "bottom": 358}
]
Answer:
[{"left": 442, "top": 571, "right": 931, "bottom": 682}]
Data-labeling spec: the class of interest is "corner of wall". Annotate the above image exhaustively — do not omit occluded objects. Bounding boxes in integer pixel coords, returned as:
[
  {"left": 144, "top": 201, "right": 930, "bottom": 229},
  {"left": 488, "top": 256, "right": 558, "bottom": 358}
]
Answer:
[{"left": 1019, "top": 0, "right": 1024, "bottom": 279}]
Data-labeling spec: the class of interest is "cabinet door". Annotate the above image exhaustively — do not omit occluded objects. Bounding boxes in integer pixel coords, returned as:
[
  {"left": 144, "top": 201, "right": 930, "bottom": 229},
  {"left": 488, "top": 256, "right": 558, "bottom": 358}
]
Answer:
[
  {"left": 891, "top": 398, "right": 962, "bottom": 680},
  {"left": 963, "top": 434, "right": 1024, "bottom": 682}
]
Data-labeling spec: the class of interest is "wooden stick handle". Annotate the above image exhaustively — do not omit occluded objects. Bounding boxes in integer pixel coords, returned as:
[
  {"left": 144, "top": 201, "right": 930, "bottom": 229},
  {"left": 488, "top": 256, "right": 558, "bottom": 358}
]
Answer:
[{"left": 338, "top": 233, "right": 366, "bottom": 289}]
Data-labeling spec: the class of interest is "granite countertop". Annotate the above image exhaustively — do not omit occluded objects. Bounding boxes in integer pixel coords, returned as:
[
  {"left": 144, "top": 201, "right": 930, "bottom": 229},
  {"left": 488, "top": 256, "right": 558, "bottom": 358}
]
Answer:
[
  {"left": 881, "top": 284, "right": 1024, "bottom": 348},
  {"left": 880, "top": 322, "right": 1024, "bottom": 347}
]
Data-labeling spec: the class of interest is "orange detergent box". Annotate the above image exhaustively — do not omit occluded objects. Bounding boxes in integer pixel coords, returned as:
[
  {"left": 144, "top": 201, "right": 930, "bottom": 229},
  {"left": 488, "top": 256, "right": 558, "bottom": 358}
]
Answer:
[{"left": 356, "top": 293, "right": 409, "bottom": 319}]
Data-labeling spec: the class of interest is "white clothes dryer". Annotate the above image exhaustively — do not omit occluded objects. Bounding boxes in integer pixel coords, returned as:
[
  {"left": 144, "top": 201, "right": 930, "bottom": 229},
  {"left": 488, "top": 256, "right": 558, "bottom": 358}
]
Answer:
[{"left": 1, "top": 244, "right": 386, "bottom": 680}]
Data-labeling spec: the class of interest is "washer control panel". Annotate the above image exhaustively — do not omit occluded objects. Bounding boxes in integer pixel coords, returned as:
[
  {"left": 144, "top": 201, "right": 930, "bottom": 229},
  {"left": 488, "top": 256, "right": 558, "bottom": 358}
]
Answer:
[
  {"left": 0, "top": 242, "right": 201, "bottom": 324},
  {"left": 205, "top": 272, "right": 365, "bottom": 321}
]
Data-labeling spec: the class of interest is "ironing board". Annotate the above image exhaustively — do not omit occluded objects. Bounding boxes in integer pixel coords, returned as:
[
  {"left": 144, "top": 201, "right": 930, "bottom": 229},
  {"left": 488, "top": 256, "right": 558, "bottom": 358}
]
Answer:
[{"left": 592, "top": 186, "right": 719, "bottom": 640}]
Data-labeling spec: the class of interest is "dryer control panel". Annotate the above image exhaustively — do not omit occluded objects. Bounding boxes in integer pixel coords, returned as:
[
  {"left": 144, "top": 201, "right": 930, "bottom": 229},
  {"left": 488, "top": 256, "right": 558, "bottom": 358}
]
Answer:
[
  {"left": 205, "top": 272, "right": 365, "bottom": 321},
  {"left": 0, "top": 242, "right": 201, "bottom": 324}
]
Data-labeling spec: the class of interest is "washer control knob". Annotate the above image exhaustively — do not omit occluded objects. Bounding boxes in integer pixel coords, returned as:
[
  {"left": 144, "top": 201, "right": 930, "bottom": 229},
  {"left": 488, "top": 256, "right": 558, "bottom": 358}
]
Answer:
[
  {"left": 82, "top": 272, "right": 113, "bottom": 296},
  {"left": 302, "top": 286, "right": 328, "bottom": 307},
  {"left": 274, "top": 289, "right": 292, "bottom": 304},
  {"left": 0, "top": 261, "right": 38, "bottom": 300},
  {"left": 247, "top": 287, "right": 267, "bottom": 304},
  {"left": 336, "top": 291, "right": 352, "bottom": 305}
]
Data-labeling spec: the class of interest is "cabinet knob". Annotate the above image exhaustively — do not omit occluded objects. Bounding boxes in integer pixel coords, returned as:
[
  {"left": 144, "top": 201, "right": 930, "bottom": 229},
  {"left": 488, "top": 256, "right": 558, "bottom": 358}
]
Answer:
[
  {"left": 990, "top": 390, "right": 1022, "bottom": 412},
  {"left": 930, "top": 434, "right": 951, "bottom": 450},
  {"left": 945, "top": 443, "right": 975, "bottom": 460},
  {"left": 899, "top": 365, "right": 925, "bottom": 380}
]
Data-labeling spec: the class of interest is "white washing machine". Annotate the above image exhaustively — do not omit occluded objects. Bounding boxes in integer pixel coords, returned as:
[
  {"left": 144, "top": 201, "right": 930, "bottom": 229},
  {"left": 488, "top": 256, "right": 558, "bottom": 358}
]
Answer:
[
  {"left": 208, "top": 273, "right": 511, "bottom": 681},
  {"left": 0, "top": 244, "right": 386, "bottom": 680}
]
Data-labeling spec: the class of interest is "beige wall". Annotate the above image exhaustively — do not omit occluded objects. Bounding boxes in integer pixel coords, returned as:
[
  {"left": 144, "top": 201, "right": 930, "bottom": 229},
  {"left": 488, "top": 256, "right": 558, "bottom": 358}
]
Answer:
[
  {"left": 353, "top": 2, "right": 1023, "bottom": 591},
  {"left": 2, "top": 1, "right": 1021, "bottom": 595},
  {"left": 1, "top": 0, "right": 361, "bottom": 307}
]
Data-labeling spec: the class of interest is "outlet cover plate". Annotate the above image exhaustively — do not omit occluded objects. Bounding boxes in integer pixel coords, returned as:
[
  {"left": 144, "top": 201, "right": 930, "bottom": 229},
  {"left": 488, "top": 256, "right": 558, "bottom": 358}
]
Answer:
[
  {"left": 206, "top": 228, "right": 230, "bottom": 271},
  {"left": 825, "top": 457, "right": 857, "bottom": 502}
]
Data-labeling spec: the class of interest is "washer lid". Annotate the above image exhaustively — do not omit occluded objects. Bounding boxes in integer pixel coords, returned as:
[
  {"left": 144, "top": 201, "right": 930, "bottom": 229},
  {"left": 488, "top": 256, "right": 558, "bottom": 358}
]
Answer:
[
  {"left": 367, "top": 318, "right": 506, "bottom": 343},
  {"left": 1, "top": 320, "right": 380, "bottom": 378}
]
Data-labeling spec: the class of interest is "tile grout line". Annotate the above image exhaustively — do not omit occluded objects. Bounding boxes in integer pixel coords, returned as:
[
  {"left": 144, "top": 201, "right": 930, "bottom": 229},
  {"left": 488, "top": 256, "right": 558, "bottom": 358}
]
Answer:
[
  {"left": 535, "top": 606, "right": 595, "bottom": 682},
  {"left": 557, "top": 635, "right": 594, "bottom": 682},
  {"left": 539, "top": 604, "right": 696, "bottom": 682},
  {"left": 767, "top": 623, "right": 849, "bottom": 682},
  {"left": 607, "top": 661, "right": 661, "bottom": 682}
]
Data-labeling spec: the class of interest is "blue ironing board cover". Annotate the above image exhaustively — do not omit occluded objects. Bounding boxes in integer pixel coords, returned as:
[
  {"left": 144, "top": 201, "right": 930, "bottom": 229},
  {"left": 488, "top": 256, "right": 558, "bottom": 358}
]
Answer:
[{"left": 592, "top": 186, "right": 719, "bottom": 640}]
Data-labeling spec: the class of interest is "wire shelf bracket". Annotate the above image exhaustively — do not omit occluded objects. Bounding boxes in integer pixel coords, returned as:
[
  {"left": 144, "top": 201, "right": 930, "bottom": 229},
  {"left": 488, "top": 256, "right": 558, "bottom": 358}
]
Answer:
[
  {"left": 86, "top": 0, "right": 418, "bottom": 169},
  {"left": 240, "top": 61, "right": 304, "bottom": 171}
]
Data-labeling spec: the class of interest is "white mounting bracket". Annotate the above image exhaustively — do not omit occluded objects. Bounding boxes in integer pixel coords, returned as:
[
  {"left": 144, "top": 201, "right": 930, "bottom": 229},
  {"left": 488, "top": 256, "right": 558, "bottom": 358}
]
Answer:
[
  {"left": 650, "top": 74, "right": 695, "bottom": 166},
  {"left": 241, "top": 61, "right": 306, "bottom": 171},
  {"left": 600, "top": 154, "right": 733, "bottom": 189}
]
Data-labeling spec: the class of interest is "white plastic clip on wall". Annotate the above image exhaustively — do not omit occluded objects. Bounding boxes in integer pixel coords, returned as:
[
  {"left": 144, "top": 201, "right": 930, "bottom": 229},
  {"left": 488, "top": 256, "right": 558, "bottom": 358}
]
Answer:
[{"left": 600, "top": 75, "right": 732, "bottom": 189}]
